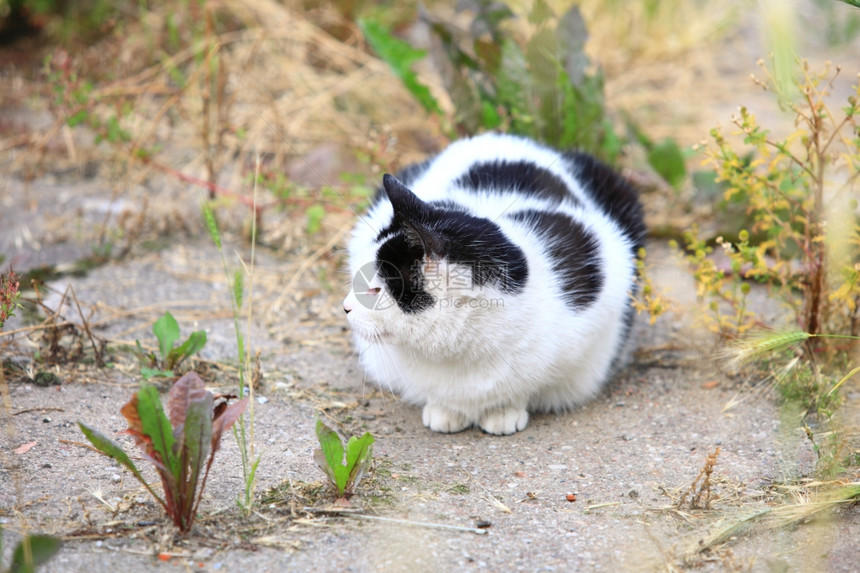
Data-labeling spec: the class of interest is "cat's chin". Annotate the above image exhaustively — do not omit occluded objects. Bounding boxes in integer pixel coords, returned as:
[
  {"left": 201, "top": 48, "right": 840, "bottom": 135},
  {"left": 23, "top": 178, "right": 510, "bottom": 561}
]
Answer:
[{"left": 351, "top": 326, "right": 393, "bottom": 344}]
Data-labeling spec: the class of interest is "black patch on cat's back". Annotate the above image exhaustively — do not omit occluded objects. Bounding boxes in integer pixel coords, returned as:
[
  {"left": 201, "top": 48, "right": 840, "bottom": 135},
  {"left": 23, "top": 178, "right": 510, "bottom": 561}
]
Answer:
[
  {"left": 564, "top": 152, "right": 645, "bottom": 254},
  {"left": 455, "top": 160, "right": 580, "bottom": 207},
  {"left": 508, "top": 210, "right": 603, "bottom": 310}
]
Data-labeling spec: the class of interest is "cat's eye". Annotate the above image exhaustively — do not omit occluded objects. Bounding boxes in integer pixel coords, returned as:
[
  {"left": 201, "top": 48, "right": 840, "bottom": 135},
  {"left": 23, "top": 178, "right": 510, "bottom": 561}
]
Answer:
[{"left": 366, "top": 287, "right": 381, "bottom": 295}]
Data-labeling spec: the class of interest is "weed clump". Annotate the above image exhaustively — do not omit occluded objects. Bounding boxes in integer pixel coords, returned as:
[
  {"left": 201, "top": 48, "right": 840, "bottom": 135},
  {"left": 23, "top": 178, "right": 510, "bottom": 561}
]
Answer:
[
  {"left": 136, "top": 311, "right": 207, "bottom": 380},
  {"left": 686, "top": 60, "right": 860, "bottom": 478},
  {"left": 79, "top": 371, "right": 247, "bottom": 533},
  {"left": 678, "top": 447, "right": 721, "bottom": 510},
  {"left": 686, "top": 60, "right": 859, "bottom": 340},
  {"left": 314, "top": 419, "right": 374, "bottom": 500}
]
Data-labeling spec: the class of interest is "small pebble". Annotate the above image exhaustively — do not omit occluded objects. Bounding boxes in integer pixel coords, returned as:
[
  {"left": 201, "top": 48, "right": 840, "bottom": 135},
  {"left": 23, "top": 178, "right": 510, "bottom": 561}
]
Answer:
[
  {"left": 43, "top": 417, "right": 51, "bottom": 423},
  {"left": 111, "top": 474, "right": 121, "bottom": 484},
  {"left": 566, "top": 493, "right": 577, "bottom": 502},
  {"left": 256, "top": 396, "right": 268, "bottom": 405}
]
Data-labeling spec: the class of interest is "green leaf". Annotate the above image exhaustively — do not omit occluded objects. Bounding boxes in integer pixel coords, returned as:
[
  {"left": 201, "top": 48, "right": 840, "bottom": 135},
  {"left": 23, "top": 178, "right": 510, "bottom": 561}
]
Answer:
[
  {"left": 136, "top": 385, "right": 179, "bottom": 482},
  {"left": 140, "top": 367, "right": 174, "bottom": 379},
  {"left": 837, "top": 0, "right": 860, "bottom": 8},
  {"left": 153, "top": 311, "right": 180, "bottom": 362},
  {"left": 359, "top": 19, "right": 442, "bottom": 114},
  {"left": 647, "top": 138, "right": 687, "bottom": 188},
  {"left": 314, "top": 419, "right": 347, "bottom": 495},
  {"left": 345, "top": 432, "right": 375, "bottom": 493},
  {"left": 77, "top": 422, "right": 165, "bottom": 507},
  {"left": 169, "top": 330, "right": 207, "bottom": 369},
  {"left": 10, "top": 534, "right": 62, "bottom": 573}
]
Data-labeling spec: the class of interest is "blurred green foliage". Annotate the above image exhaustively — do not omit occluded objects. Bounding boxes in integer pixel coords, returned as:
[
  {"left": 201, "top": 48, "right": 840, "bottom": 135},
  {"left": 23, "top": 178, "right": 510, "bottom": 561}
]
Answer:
[{"left": 360, "top": 0, "right": 688, "bottom": 182}]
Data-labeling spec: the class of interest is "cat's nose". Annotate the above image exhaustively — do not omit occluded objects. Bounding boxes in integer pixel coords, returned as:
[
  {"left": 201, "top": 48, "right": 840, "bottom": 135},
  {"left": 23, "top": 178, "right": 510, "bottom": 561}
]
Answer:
[{"left": 343, "top": 298, "right": 353, "bottom": 314}]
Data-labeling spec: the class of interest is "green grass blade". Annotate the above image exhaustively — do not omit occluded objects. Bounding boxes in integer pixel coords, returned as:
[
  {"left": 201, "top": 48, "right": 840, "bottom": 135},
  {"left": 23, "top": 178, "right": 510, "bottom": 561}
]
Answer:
[
  {"left": 827, "top": 365, "right": 860, "bottom": 397},
  {"left": 243, "top": 454, "right": 262, "bottom": 507}
]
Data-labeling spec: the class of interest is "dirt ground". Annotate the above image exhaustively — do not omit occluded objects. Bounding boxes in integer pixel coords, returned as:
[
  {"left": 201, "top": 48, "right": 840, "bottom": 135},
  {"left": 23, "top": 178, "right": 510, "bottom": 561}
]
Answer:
[{"left": 2, "top": 2, "right": 860, "bottom": 572}]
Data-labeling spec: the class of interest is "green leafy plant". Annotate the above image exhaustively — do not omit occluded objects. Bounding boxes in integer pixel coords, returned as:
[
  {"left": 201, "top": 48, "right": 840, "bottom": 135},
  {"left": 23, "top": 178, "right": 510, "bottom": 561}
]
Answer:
[
  {"left": 0, "top": 527, "right": 61, "bottom": 573},
  {"left": 688, "top": 60, "right": 860, "bottom": 478},
  {"left": 314, "top": 419, "right": 374, "bottom": 499},
  {"left": 0, "top": 269, "right": 21, "bottom": 330},
  {"left": 686, "top": 60, "right": 859, "bottom": 339},
  {"left": 362, "top": 1, "right": 622, "bottom": 164},
  {"left": 78, "top": 372, "right": 246, "bottom": 533},
  {"left": 136, "top": 311, "right": 207, "bottom": 379}
]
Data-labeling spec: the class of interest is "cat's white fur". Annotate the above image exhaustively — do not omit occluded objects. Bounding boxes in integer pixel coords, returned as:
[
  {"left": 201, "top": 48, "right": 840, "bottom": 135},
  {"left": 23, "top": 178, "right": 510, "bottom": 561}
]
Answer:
[{"left": 344, "top": 133, "right": 638, "bottom": 435}]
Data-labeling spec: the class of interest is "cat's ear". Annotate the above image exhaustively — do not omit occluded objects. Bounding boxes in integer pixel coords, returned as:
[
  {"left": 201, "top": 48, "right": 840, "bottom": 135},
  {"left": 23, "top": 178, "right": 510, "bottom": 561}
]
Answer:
[
  {"left": 383, "top": 174, "right": 445, "bottom": 255},
  {"left": 383, "top": 174, "right": 425, "bottom": 220}
]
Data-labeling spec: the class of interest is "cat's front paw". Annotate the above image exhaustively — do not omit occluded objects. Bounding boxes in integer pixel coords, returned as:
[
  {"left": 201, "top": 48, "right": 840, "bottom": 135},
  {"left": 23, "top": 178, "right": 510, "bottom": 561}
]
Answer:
[
  {"left": 422, "top": 404, "right": 470, "bottom": 433},
  {"left": 479, "top": 408, "right": 529, "bottom": 435}
]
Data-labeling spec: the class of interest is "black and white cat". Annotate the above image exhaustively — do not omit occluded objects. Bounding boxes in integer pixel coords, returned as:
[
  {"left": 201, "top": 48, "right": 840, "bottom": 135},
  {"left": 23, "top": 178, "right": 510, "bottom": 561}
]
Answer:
[{"left": 343, "top": 133, "right": 645, "bottom": 435}]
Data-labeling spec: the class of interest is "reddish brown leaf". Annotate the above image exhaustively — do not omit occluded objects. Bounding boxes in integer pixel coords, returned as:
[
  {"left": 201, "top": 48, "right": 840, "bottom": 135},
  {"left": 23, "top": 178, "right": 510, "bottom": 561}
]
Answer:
[
  {"left": 14, "top": 441, "right": 37, "bottom": 454},
  {"left": 120, "top": 394, "right": 148, "bottom": 450},
  {"left": 168, "top": 372, "right": 208, "bottom": 429},
  {"left": 119, "top": 392, "right": 161, "bottom": 467},
  {"left": 211, "top": 398, "right": 247, "bottom": 453}
]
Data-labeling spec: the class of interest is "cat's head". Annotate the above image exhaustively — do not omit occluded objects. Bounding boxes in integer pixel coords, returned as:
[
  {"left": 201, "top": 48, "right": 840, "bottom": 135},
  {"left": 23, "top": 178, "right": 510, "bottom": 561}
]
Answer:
[{"left": 344, "top": 174, "right": 528, "bottom": 355}]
